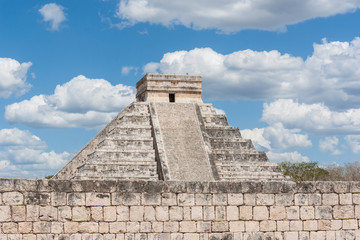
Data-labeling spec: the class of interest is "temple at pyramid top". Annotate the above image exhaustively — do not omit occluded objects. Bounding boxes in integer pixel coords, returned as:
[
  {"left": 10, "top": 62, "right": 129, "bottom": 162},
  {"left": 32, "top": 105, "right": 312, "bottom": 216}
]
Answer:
[{"left": 54, "top": 74, "right": 287, "bottom": 181}]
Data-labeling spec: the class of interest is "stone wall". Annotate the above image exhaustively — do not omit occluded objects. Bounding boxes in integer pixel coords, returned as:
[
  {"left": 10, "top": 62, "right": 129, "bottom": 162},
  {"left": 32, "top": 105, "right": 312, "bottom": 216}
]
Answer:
[{"left": 0, "top": 179, "right": 359, "bottom": 240}]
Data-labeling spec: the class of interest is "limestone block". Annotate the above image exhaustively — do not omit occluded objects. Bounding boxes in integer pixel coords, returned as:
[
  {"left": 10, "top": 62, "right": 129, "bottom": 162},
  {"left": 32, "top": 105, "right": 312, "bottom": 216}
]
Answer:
[
  {"left": 72, "top": 207, "right": 90, "bottom": 221},
  {"left": 212, "top": 194, "right": 227, "bottom": 206},
  {"left": 18, "top": 222, "right": 32, "bottom": 233},
  {"left": 317, "top": 220, "right": 331, "bottom": 230},
  {"left": 155, "top": 206, "right": 169, "bottom": 221},
  {"left": 303, "top": 220, "right": 317, "bottom": 231},
  {"left": 315, "top": 206, "right": 332, "bottom": 219},
  {"left": 277, "top": 221, "right": 290, "bottom": 231},
  {"left": 333, "top": 205, "right": 354, "bottom": 219},
  {"left": 190, "top": 206, "right": 202, "bottom": 220},
  {"left": 26, "top": 205, "right": 39, "bottom": 221},
  {"left": 109, "top": 222, "right": 126, "bottom": 233},
  {"left": 177, "top": 194, "right": 194, "bottom": 206},
  {"left": 211, "top": 222, "right": 228, "bottom": 232},
  {"left": 243, "top": 194, "right": 256, "bottom": 206},
  {"left": 226, "top": 206, "right": 239, "bottom": 220},
  {"left": 0, "top": 206, "right": 11, "bottom": 222},
  {"left": 22, "top": 235, "right": 37, "bottom": 240},
  {"left": 86, "top": 193, "right": 110, "bottom": 206},
  {"left": 228, "top": 194, "right": 243, "bottom": 206},
  {"left": 308, "top": 193, "right": 322, "bottom": 205},
  {"left": 67, "top": 193, "right": 86, "bottom": 206},
  {"left": 12, "top": 206, "right": 25, "bottom": 221},
  {"left": 78, "top": 222, "right": 98, "bottom": 233},
  {"left": 33, "top": 222, "right": 51, "bottom": 233},
  {"left": 116, "top": 206, "right": 129, "bottom": 221},
  {"left": 40, "top": 206, "right": 58, "bottom": 221},
  {"left": 51, "top": 192, "right": 67, "bottom": 206},
  {"left": 256, "top": 194, "right": 274, "bottom": 205},
  {"left": 310, "top": 231, "right": 325, "bottom": 240},
  {"left": 340, "top": 193, "right": 353, "bottom": 205},
  {"left": 299, "top": 232, "right": 310, "bottom": 240},
  {"left": 2, "top": 223, "right": 18, "bottom": 233},
  {"left": 270, "top": 206, "right": 286, "bottom": 220},
  {"left": 91, "top": 207, "right": 103, "bottom": 222},
  {"left": 350, "top": 182, "right": 360, "bottom": 192},
  {"left": 203, "top": 206, "right": 214, "bottom": 221},
  {"left": 7, "top": 234, "right": 22, "bottom": 240},
  {"left": 294, "top": 194, "right": 308, "bottom": 205},
  {"left": 152, "top": 222, "right": 163, "bottom": 233},
  {"left": 196, "top": 222, "right": 211, "bottom": 233},
  {"left": 259, "top": 220, "right": 276, "bottom": 231},
  {"left": 325, "top": 231, "right": 336, "bottom": 240},
  {"left": 330, "top": 220, "right": 342, "bottom": 230},
  {"left": 58, "top": 206, "right": 71, "bottom": 222},
  {"left": 170, "top": 233, "right": 183, "bottom": 240},
  {"left": 284, "top": 232, "right": 299, "bottom": 240},
  {"left": 322, "top": 193, "right": 338, "bottom": 205},
  {"left": 334, "top": 182, "right": 350, "bottom": 193},
  {"left": 183, "top": 233, "right": 199, "bottom": 240},
  {"left": 275, "top": 194, "right": 293, "bottom": 206},
  {"left": 245, "top": 221, "right": 259, "bottom": 232},
  {"left": 286, "top": 206, "right": 299, "bottom": 220},
  {"left": 142, "top": 193, "right": 161, "bottom": 206},
  {"left": 130, "top": 206, "right": 144, "bottom": 221},
  {"left": 64, "top": 222, "right": 79, "bottom": 234},
  {"left": 3, "top": 192, "right": 23, "bottom": 205},
  {"left": 140, "top": 222, "right": 152, "bottom": 233},
  {"left": 163, "top": 222, "right": 179, "bottom": 233},
  {"left": 25, "top": 193, "right": 49, "bottom": 205},
  {"left": 183, "top": 207, "right": 191, "bottom": 220},
  {"left": 144, "top": 206, "right": 156, "bottom": 221},
  {"left": 104, "top": 207, "right": 117, "bottom": 222},
  {"left": 115, "top": 234, "right": 125, "bottom": 240},
  {"left": 179, "top": 221, "right": 196, "bottom": 233},
  {"left": 356, "top": 205, "right": 360, "bottom": 219},
  {"left": 353, "top": 194, "right": 360, "bottom": 204},
  {"left": 343, "top": 219, "right": 358, "bottom": 230},
  {"left": 229, "top": 221, "right": 245, "bottom": 232},
  {"left": 289, "top": 220, "right": 303, "bottom": 231},
  {"left": 253, "top": 206, "right": 268, "bottom": 220},
  {"left": 161, "top": 193, "right": 177, "bottom": 206},
  {"left": 103, "top": 234, "right": 115, "bottom": 240},
  {"left": 239, "top": 206, "right": 252, "bottom": 220},
  {"left": 300, "top": 206, "right": 314, "bottom": 220},
  {"left": 50, "top": 222, "right": 63, "bottom": 234},
  {"left": 215, "top": 206, "right": 226, "bottom": 220},
  {"left": 99, "top": 222, "right": 109, "bottom": 233},
  {"left": 195, "top": 194, "right": 212, "bottom": 206}
]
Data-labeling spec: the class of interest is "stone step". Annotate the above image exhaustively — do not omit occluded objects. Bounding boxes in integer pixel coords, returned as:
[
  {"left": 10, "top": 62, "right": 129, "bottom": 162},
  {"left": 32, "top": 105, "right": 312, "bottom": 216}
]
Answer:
[
  {"left": 97, "top": 139, "right": 154, "bottom": 150},
  {"left": 77, "top": 163, "right": 158, "bottom": 175},
  {"left": 201, "top": 114, "right": 228, "bottom": 127},
  {"left": 211, "top": 150, "right": 268, "bottom": 161},
  {"left": 209, "top": 139, "right": 254, "bottom": 150},
  {"left": 127, "top": 103, "right": 150, "bottom": 113},
  {"left": 198, "top": 104, "right": 217, "bottom": 114},
  {"left": 72, "top": 176, "right": 158, "bottom": 180},
  {"left": 210, "top": 153, "right": 267, "bottom": 162},
  {"left": 108, "top": 126, "right": 152, "bottom": 138},
  {"left": 117, "top": 114, "right": 151, "bottom": 126},
  {"left": 205, "top": 127, "right": 242, "bottom": 138},
  {"left": 219, "top": 172, "right": 286, "bottom": 180},
  {"left": 217, "top": 164, "right": 283, "bottom": 174},
  {"left": 88, "top": 150, "right": 155, "bottom": 161}
]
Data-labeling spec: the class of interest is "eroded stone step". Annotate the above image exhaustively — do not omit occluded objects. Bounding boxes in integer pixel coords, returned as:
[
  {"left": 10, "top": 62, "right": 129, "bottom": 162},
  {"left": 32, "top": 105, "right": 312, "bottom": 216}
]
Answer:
[
  {"left": 211, "top": 150, "right": 268, "bottom": 161},
  {"left": 205, "top": 127, "right": 242, "bottom": 138},
  {"left": 88, "top": 150, "right": 155, "bottom": 161},
  {"left": 210, "top": 139, "right": 254, "bottom": 150},
  {"left": 201, "top": 114, "right": 229, "bottom": 127},
  {"left": 97, "top": 139, "right": 154, "bottom": 150},
  {"left": 210, "top": 153, "right": 267, "bottom": 162},
  {"left": 198, "top": 104, "right": 218, "bottom": 114},
  {"left": 108, "top": 126, "right": 152, "bottom": 138},
  {"left": 117, "top": 115, "right": 151, "bottom": 126}
]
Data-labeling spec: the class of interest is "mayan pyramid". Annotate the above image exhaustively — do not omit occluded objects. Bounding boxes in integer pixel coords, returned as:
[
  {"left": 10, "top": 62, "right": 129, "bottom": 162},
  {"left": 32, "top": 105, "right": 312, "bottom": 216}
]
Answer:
[{"left": 54, "top": 74, "right": 286, "bottom": 181}]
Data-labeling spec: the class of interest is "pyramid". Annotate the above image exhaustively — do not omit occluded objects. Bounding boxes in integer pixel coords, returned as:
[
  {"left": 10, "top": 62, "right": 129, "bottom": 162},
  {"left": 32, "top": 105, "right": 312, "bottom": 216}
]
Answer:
[{"left": 54, "top": 74, "right": 286, "bottom": 181}]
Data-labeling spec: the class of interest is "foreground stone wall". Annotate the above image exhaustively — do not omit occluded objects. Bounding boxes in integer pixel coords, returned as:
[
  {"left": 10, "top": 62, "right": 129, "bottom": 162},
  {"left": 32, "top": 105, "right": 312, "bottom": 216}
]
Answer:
[{"left": 0, "top": 179, "right": 359, "bottom": 240}]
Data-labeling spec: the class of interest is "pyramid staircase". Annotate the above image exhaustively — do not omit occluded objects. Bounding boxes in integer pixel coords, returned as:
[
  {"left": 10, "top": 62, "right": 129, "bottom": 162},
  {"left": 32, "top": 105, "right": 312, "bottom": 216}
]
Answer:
[{"left": 199, "top": 104, "right": 285, "bottom": 181}]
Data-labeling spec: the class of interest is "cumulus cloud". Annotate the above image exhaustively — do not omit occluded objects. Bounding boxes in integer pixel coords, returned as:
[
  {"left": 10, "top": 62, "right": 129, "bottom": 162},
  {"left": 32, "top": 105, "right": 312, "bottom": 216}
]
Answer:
[
  {"left": 116, "top": 0, "right": 360, "bottom": 33},
  {"left": 319, "top": 136, "right": 341, "bottom": 155},
  {"left": 0, "top": 128, "right": 70, "bottom": 178},
  {"left": 5, "top": 75, "right": 135, "bottom": 129},
  {"left": 0, "top": 58, "right": 32, "bottom": 98},
  {"left": 267, "top": 151, "right": 310, "bottom": 163},
  {"left": 262, "top": 99, "right": 360, "bottom": 135},
  {"left": 241, "top": 128, "right": 271, "bottom": 150},
  {"left": 144, "top": 38, "right": 360, "bottom": 110},
  {"left": 121, "top": 66, "right": 138, "bottom": 75},
  {"left": 39, "top": 3, "right": 66, "bottom": 31},
  {"left": 345, "top": 135, "right": 360, "bottom": 154}
]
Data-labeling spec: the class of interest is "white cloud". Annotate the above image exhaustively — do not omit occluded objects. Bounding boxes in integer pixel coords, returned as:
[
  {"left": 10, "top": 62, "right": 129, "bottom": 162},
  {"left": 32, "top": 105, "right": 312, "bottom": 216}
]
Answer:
[
  {"left": 5, "top": 75, "right": 135, "bottom": 129},
  {"left": 117, "top": 0, "right": 360, "bottom": 33},
  {"left": 121, "top": 66, "right": 138, "bottom": 75},
  {"left": 267, "top": 151, "right": 310, "bottom": 163},
  {"left": 262, "top": 99, "right": 360, "bottom": 135},
  {"left": 345, "top": 135, "right": 360, "bottom": 154},
  {"left": 143, "top": 38, "right": 360, "bottom": 110},
  {"left": 39, "top": 3, "right": 66, "bottom": 31},
  {"left": 319, "top": 136, "right": 341, "bottom": 155},
  {"left": 241, "top": 128, "right": 271, "bottom": 150},
  {"left": 0, "top": 128, "right": 70, "bottom": 178},
  {"left": 0, "top": 58, "right": 32, "bottom": 98}
]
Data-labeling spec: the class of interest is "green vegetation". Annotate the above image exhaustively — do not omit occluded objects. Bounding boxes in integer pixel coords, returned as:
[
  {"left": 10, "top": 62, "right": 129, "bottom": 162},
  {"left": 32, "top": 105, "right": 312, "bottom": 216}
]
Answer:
[
  {"left": 280, "top": 161, "right": 360, "bottom": 182},
  {"left": 45, "top": 175, "right": 54, "bottom": 179}
]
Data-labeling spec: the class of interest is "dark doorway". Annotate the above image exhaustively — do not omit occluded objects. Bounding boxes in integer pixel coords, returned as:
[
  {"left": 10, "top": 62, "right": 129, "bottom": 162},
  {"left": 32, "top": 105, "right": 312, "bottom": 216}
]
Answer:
[{"left": 169, "top": 93, "right": 175, "bottom": 102}]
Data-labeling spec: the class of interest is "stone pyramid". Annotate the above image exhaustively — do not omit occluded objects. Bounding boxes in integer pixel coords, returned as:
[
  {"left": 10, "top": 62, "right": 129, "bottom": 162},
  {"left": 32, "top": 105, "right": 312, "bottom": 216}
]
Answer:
[{"left": 54, "top": 74, "right": 286, "bottom": 181}]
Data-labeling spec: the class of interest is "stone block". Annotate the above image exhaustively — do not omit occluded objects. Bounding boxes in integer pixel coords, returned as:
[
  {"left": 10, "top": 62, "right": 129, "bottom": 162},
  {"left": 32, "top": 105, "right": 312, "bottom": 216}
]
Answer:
[
  {"left": 260, "top": 220, "right": 276, "bottom": 231},
  {"left": 256, "top": 194, "right": 274, "bottom": 205},
  {"left": 183, "top": 206, "right": 191, "bottom": 220},
  {"left": 163, "top": 222, "right": 179, "bottom": 232},
  {"left": 19, "top": 222, "right": 32, "bottom": 233},
  {"left": 12, "top": 206, "right": 25, "bottom": 221},
  {"left": 350, "top": 182, "right": 360, "bottom": 192},
  {"left": 142, "top": 193, "right": 161, "bottom": 205},
  {"left": 72, "top": 207, "right": 90, "bottom": 221},
  {"left": 25, "top": 193, "right": 49, "bottom": 205},
  {"left": 284, "top": 232, "right": 298, "bottom": 240},
  {"left": 178, "top": 194, "right": 195, "bottom": 206},
  {"left": 299, "top": 232, "right": 310, "bottom": 240},
  {"left": 310, "top": 231, "right": 325, "bottom": 240},
  {"left": 277, "top": 220, "right": 290, "bottom": 231},
  {"left": 317, "top": 220, "right": 331, "bottom": 230},
  {"left": 99, "top": 222, "right": 109, "bottom": 233},
  {"left": 155, "top": 206, "right": 169, "bottom": 221},
  {"left": 3, "top": 192, "right": 23, "bottom": 205},
  {"left": 243, "top": 194, "right": 256, "bottom": 205},
  {"left": 144, "top": 206, "right": 156, "bottom": 221},
  {"left": 51, "top": 222, "right": 63, "bottom": 234},
  {"left": 196, "top": 222, "right": 211, "bottom": 233},
  {"left": 239, "top": 206, "right": 252, "bottom": 220},
  {"left": 340, "top": 193, "right": 352, "bottom": 205},
  {"left": 70, "top": 234, "right": 82, "bottom": 240},
  {"left": 275, "top": 194, "right": 293, "bottom": 206},
  {"left": 294, "top": 194, "right": 308, "bottom": 205},
  {"left": 104, "top": 207, "right": 117, "bottom": 222},
  {"left": 334, "top": 182, "right": 350, "bottom": 193},
  {"left": 356, "top": 205, "right": 360, "bottom": 219},
  {"left": 91, "top": 207, "right": 103, "bottom": 222},
  {"left": 226, "top": 206, "right": 239, "bottom": 220},
  {"left": 130, "top": 206, "right": 144, "bottom": 221},
  {"left": 116, "top": 206, "right": 129, "bottom": 221},
  {"left": 140, "top": 222, "right": 152, "bottom": 233},
  {"left": 228, "top": 193, "right": 243, "bottom": 205},
  {"left": 51, "top": 192, "right": 67, "bottom": 206},
  {"left": 203, "top": 206, "right": 214, "bottom": 221},
  {"left": 109, "top": 222, "right": 126, "bottom": 233},
  {"left": 308, "top": 193, "right": 321, "bottom": 205},
  {"left": 211, "top": 222, "right": 228, "bottom": 232},
  {"left": 26, "top": 205, "right": 39, "bottom": 221},
  {"left": 152, "top": 222, "right": 163, "bottom": 233},
  {"left": 64, "top": 222, "right": 79, "bottom": 234},
  {"left": 33, "top": 222, "right": 51, "bottom": 233},
  {"left": 253, "top": 206, "right": 268, "bottom": 220},
  {"left": 343, "top": 219, "right": 358, "bottom": 230},
  {"left": 22, "top": 234, "right": 37, "bottom": 240},
  {"left": 315, "top": 206, "right": 332, "bottom": 219},
  {"left": 0, "top": 206, "right": 11, "bottom": 222},
  {"left": 179, "top": 221, "right": 196, "bottom": 233},
  {"left": 289, "top": 220, "right": 302, "bottom": 231},
  {"left": 303, "top": 220, "right": 317, "bottom": 231},
  {"left": 67, "top": 193, "right": 85, "bottom": 206},
  {"left": 229, "top": 221, "right": 244, "bottom": 232},
  {"left": 215, "top": 206, "right": 226, "bottom": 220},
  {"left": 161, "top": 193, "right": 177, "bottom": 206},
  {"left": 2, "top": 223, "right": 18, "bottom": 233},
  {"left": 270, "top": 206, "right": 286, "bottom": 220},
  {"left": 86, "top": 193, "right": 110, "bottom": 206},
  {"left": 39, "top": 206, "right": 58, "bottom": 221},
  {"left": 191, "top": 206, "right": 203, "bottom": 220},
  {"left": 112, "top": 193, "right": 140, "bottom": 206},
  {"left": 170, "top": 233, "right": 183, "bottom": 240},
  {"left": 195, "top": 194, "right": 212, "bottom": 206},
  {"left": 212, "top": 194, "right": 227, "bottom": 205},
  {"left": 58, "top": 206, "right": 71, "bottom": 222},
  {"left": 245, "top": 221, "right": 259, "bottom": 232},
  {"left": 322, "top": 193, "right": 338, "bottom": 205},
  {"left": 300, "top": 206, "right": 314, "bottom": 220},
  {"left": 183, "top": 233, "right": 199, "bottom": 240},
  {"left": 286, "top": 206, "right": 299, "bottom": 220},
  {"left": 330, "top": 220, "right": 342, "bottom": 230},
  {"left": 78, "top": 222, "right": 98, "bottom": 233},
  {"left": 333, "top": 205, "right": 354, "bottom": 219}
]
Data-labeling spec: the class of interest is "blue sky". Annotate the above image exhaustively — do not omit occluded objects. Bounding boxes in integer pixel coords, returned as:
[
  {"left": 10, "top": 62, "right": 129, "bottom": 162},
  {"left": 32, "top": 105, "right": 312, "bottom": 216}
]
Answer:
[{"left": 0, "top": 0, "right": 359, "bottom": 178}]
